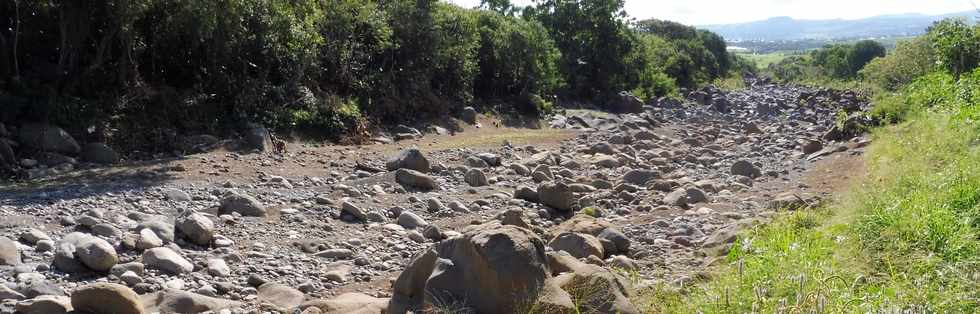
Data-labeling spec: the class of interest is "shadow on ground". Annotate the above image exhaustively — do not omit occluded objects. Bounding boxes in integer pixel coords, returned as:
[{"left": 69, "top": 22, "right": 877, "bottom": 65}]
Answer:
[{"left": 0, "top": 158, "right": 182, "bottom": 207}]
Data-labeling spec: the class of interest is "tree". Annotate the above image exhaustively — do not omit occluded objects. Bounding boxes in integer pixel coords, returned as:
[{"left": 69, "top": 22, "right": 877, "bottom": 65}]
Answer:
[
  {"left": 529, "top": 0, "right": 634, "bottom": 99},
  {"left": 929, "top": 18, "right": 980, "bottom": 79},
  {"left": 847, "top": 40, "right": 886, "bottom": 76},
  {"left": 480, "top": 0, "right": 513, "bottom": 15},
  {"left": 860, "top": 36, "right": 935, "bottom": 90}
]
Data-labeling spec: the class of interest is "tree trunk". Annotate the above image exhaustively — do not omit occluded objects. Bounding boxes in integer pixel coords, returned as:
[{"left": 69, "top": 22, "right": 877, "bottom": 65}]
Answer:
[{"left": 12, "top": 0, "right": 20, "bottom": 79}]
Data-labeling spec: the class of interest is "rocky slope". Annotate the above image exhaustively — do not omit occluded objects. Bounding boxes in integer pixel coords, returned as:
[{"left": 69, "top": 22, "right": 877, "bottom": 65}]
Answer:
[{"left": 0, "top": 78, "right": 870, "bottom": 313}]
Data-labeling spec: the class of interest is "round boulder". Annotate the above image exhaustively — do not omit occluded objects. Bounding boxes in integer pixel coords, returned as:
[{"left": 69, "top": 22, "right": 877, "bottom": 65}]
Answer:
[
  {"left": 548, "top": 232, "right": 604, "bottom": 259},
  {"left": 387, "top": 222, "right": 550, "bottom": 314},
  {"left": 70, "top": 283, "right": 144, "bottom": 314},
  {"left": 75, "top": 237, "right": 118, "bottom": 272},
  {"left": 386, "top": 148, "right": 431, "bottom": 173},
  {"left": 176, "top": 212, "right": 215, "bottom": 246},
  {"left": 17, "top": 123, "right": 80, "bottom": 155},
  {"left": 80, "top": 143, "right": 120, "bottom": 164},
  {"left": 219, "top": 193, "right": 267, "bottom": 217}
]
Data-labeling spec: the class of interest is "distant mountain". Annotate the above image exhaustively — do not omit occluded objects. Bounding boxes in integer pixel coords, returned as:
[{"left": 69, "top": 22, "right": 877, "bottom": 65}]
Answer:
[{"left": 702, "top": 11, "right": 978, "bottom": 41}]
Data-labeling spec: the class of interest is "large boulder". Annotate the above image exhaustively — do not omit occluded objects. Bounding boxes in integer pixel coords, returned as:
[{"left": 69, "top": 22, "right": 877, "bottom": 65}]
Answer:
[
  {"left": 395, "top": 169, "right": 436, "bottom": 190},
  {"left": 550, "top": 264, "right": 639, "bottom": 314},
  {"left": 386, "top": 148, "right": 431, "bottom": 173},
  {"left": 70, "top": 283, "right": 144, "bottom": 314},
  {"left": 537, "top": 182, "right": 574, "bottom": 212},
  {"left": 219, "top": 193, "right": 267, "bottom": 217},
  {"left": 0, "top": 236, "right": 20, "bottom": 266},
  {"left": 74, "top": 237, "right": 118, "bottom": 272},
  {"left": 387, "top": 222, "right": 550, "bottom": 314},
  {"left": 258, "top": 283, "right": 305, "bottom": 311},
  {"left": 142, "top": 247, "right": 193, "bottom": 275},
  {"left": 548, "top": 232, "right": 603, "bottom": 259},
  {"left": 15, "top": 295, "right": 72, "bottom": 314},
  {"left": 464, "top": 168, "right": 489, "bottom": 187},
  {"left": 80, "top": 142, "right": 120, "bottom": 164},
  {"left": 609, "top": 91, "right": 644, "bottom": 113},
  {"left": 300, "top": 293, "right": 388, "bottom": 314},
  {"left": 461, "top": 107, "right": 478, "bottom": 125},
  {"left": 730, "top": 160, "right": 762, "bottom": 178},
  {"left": 0, "top": 139, "right": 15, "bottom": 168},
  {"left": 17, "top": 123, "right": 80, "bottom": 155},
  {"left": 244, "top": 124, "right": 273, "bottom": 152},
  {"left": 176, "top": 212, "right": 215, "bottom": 246},
  {"left": 140, "top": 289, "right": 242, "bottom": 314}
]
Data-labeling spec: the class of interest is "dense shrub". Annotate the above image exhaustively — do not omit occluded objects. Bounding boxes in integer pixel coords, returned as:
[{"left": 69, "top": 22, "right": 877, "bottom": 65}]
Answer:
[
  {"left": 636, "top": 19, "right": 733, "bottom": 87},
  {"left": 473, "top": 11, "right": 562, "bottom": 114},
  {"left": 528, "top": 0, "right": 637, "bottom": 99},
  {"left": 0, "top": 0, "right": 739, "bottom": 151},
  {"left": 860, "top": 36, "right": 936, "bottom": 91},
  {"left": 767, "top": 40, "right": 885, "bottom": 83},
  {"left": 929, "top": 18, "right": 980, "bottom": 78}
]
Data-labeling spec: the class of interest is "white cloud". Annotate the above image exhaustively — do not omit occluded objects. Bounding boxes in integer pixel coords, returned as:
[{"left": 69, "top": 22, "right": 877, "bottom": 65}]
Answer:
[{"left": 446, "top": 0, "right": 977, "bottom": 25}]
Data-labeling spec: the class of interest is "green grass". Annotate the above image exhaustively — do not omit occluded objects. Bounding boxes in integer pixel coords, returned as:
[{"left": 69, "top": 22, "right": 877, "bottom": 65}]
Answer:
[
  {"left": 736, "top": 52, "right": 794, "bottom": 69},
  {"left": 712, "top": 75, "right": 747, "bottom": 91},
  {"left": 641, "top": 103, "right": 980, "bottom": 312}
]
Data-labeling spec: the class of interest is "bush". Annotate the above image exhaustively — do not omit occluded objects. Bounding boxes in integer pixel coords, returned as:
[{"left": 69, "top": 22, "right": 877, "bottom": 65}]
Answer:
[
  {"left": 528, "top": 0, "right": 638, "bottom": 99},
  {"left": 636, "top": 19, "right": 732, "bottom": 87},
  {"left": 860, "top": 36, "right": 936, "bottom": 91},
  {"left": 929, "top": 18, "right": 980, "bottom": 78},
  {"left": 0, "top": 0, "right": 740, "bottom": 152}
]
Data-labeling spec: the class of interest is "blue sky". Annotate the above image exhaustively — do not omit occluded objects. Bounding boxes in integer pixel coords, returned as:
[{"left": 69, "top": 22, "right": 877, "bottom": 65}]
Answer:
[{"left": 447, "top": 0, "right": 978, "bottom": 25}]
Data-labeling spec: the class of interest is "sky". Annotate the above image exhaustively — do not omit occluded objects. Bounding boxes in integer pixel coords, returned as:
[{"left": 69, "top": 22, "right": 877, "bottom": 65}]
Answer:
[{"left": 447, "top": 0, "right": 979, "bottom": 25}]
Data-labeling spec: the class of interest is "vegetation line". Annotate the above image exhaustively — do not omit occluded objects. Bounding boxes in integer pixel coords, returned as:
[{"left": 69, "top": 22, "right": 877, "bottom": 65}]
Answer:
[{"left": 641, "top": 17, "right": 980, "bottom": 313}]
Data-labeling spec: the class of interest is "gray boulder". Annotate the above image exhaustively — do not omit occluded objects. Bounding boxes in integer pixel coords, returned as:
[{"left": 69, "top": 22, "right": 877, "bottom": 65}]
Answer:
[
  {"left": 142, "top": 247, "right": 193, "bottom": 274},
  {"left": 0, "top": 236, "right": 20, "bottom": 266},
  {"left": 244, "top": 124, "right": 273, "bottom": 152},
  {"left": 538, "top": 182, "right": 574, "bottom": 212},
  {"left": 461, "top": 107, "right": 478, "bottom": 124},
  {"left": 464, "top": 168, "right": 489, "bottom": 187},
  {"left": 387, "top": 222, "right": 550, "bottom": 314},
  {"left": 75, "top": 237, "right": 118, "bottom": 272},
  {"left": 176, "top": 212, "right": 215, "bottom": 246},
  {"left": 622, "top": 169, "right": 658, "bottom": 185},
  {"left": 730, "top": 160, "right": 762, "bottom": 178},
  {"left": 17, "top": 123, "right": 80, "bottom": 155},
  {"left": 386, "top": 148, "right": 431, "bottom": 173},
  {"left": 219, "top": 193, "right": 267, "bottom": 217},
  {"left": 395, "top": 169, "right": 437, "bottom": 190},
  {"left": 80, "top": 143, "right": 120, "bottom": 164}
]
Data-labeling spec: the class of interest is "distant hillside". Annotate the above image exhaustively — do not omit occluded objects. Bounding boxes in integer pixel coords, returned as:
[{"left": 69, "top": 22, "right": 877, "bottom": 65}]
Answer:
[{"left": 703, "top": 11, "right": 978, "bottom": 41}]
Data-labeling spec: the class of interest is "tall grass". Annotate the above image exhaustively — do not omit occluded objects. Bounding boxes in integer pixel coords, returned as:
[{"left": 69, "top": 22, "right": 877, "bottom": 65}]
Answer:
[{"left": 642, "top": 73, "right": 980, "bottom": 313}]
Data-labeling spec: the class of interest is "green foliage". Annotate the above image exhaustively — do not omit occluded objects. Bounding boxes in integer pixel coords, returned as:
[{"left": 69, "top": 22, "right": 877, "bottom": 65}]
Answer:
[
  {"left": 642, "top": 25, "right": 980, "bottom": 313},
  {"left": 846, "top": 40, "right": 887, "bottom": 77},
  {"left": 860, "top": 36, "right": 936, "bottom": 91},
  {"left": 767, "top": 55, "right": 814, "bottom": 82},
  {"left": 0, "top": 0, "right": 738, "bottom": 151},
  {"left": 528, "top": 0, "right": 636, "bottom": 99},
  {"left": 768, "top": 40, "right": 885, "bottom": 83},
  {"left": 643, "top": 109, "right": 980, "bottom": 312},
  {"left": 929, "top": 18, "right": 980, "bottom": 78},
  {"left": 870, "top": 69, "right": 980, "bottom": 123},
  {"left": 636, "top": 19, "right": 733, "bottom": 87},
  {"left": 474, "top": 11, "right": 562, "bottom": 112}
]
